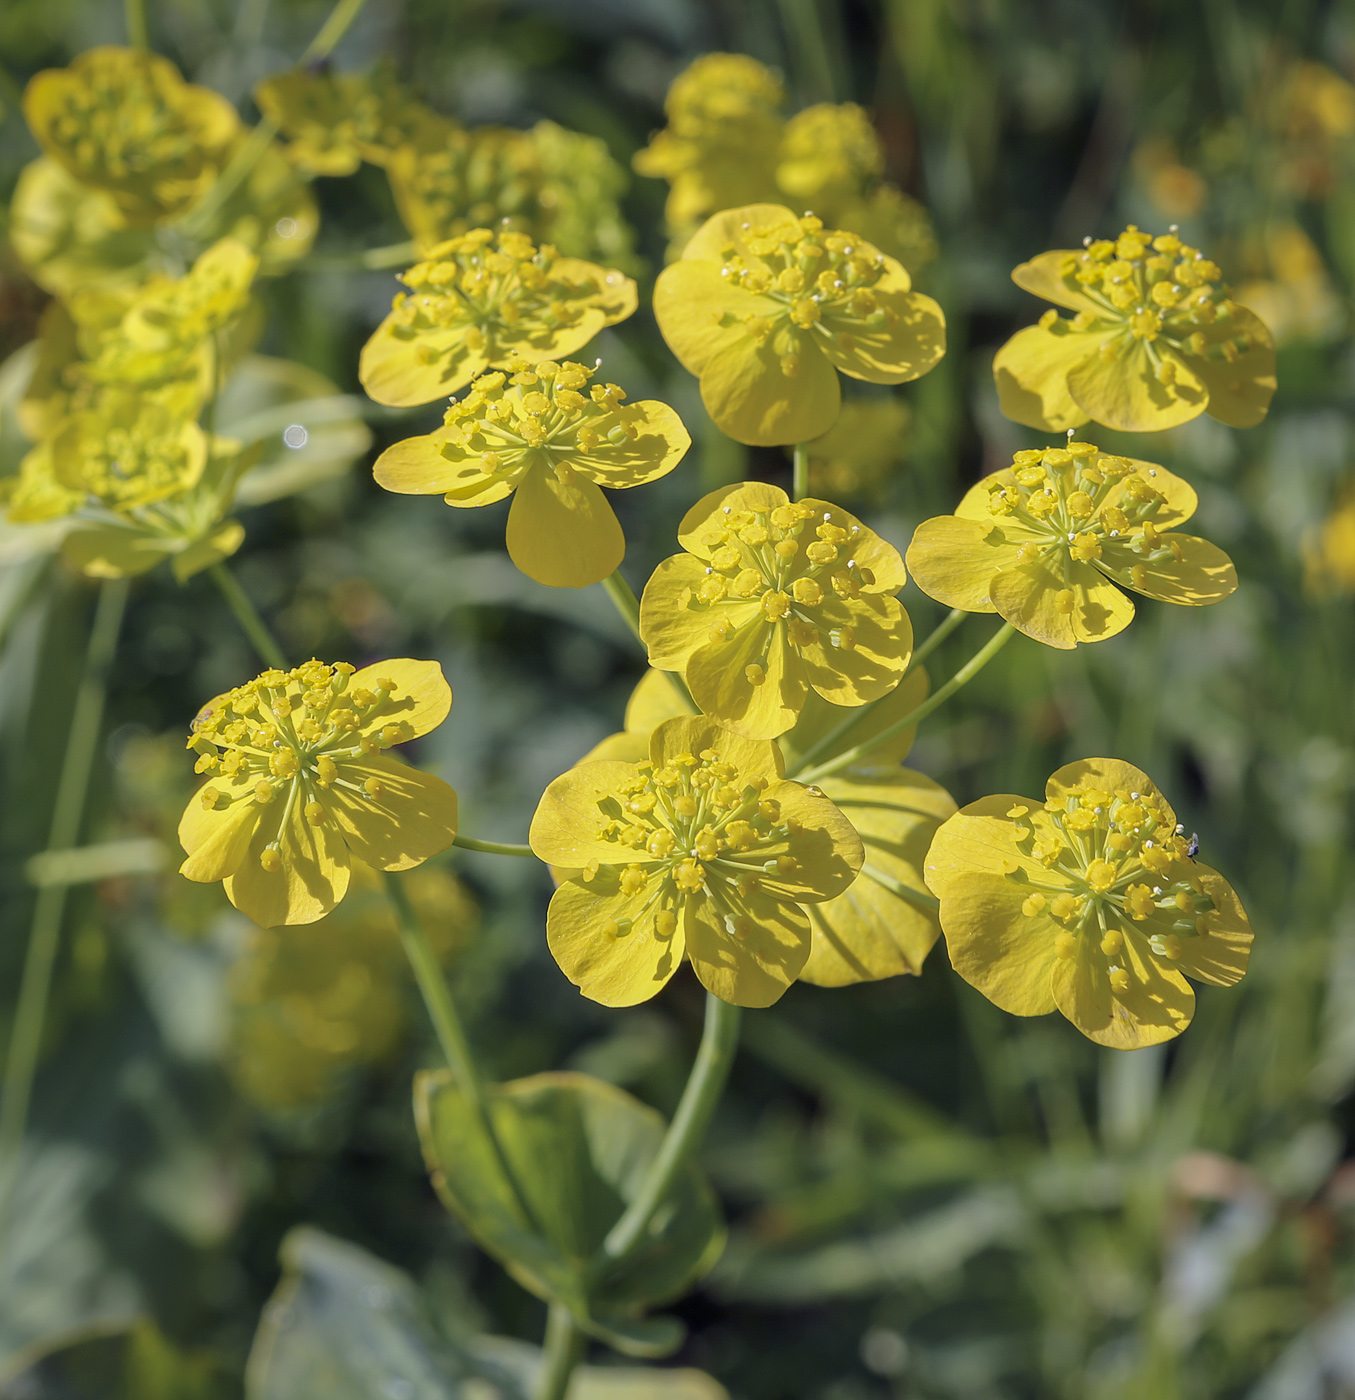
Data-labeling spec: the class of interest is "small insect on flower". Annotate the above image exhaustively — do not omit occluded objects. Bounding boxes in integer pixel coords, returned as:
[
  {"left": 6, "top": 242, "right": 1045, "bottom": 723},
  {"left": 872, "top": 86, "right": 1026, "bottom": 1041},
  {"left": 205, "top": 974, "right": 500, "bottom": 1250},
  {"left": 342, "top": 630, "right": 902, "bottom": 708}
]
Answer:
[
  {"left": 1187, "top": 832, "right": 1200, "bottom": 859},
  {"left": 179, "top": 659, "right": 459, "bottom": 928},
  {"left": 924, "top": 757, "right": 1254, "bottom": 1049},
  {"left": 993, "top": 225, "right": 1276, "bottom": 433}
]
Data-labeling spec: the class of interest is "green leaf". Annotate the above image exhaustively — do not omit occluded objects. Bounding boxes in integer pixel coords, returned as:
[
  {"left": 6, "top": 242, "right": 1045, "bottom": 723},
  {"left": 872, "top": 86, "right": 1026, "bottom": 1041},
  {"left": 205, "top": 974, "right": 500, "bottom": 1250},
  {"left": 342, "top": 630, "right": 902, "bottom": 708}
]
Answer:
[{"left": 415, "top": 1070, "right": 725, "bottom": 1354}]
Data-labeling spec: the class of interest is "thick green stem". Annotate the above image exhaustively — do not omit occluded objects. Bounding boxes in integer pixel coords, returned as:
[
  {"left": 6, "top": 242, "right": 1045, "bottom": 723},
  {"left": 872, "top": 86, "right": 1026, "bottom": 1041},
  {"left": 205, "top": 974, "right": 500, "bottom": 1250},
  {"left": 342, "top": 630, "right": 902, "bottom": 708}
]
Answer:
[
  {"left": 124, "top": 0, "right": 149, "bottom": 47},
  {"left": 598, "top": 994, "right": 741, "bottom": 1267},
  {"left": 453, "top": 834, "right": 534, "bottom": 858},
  {"left": 909, "top": 606, "right": 967, "bottom": 672},
  {"left": 792, "top": 441, "right": 810, "bottom": 502},
  {"left": 798, "top": 622, "right": 1017, "bottom": 783},
  {"left": 601, "top": 569, "right": 696, "bottom": 714},
  {"left": 208, "top": 562, "right": 289, "bottom": 671},
  {"left": 0, "top": 580, "right": 130, "bottom": 1248},
  {"left": 534, "top": 1303, "right": 583, "bottom": 1400}
]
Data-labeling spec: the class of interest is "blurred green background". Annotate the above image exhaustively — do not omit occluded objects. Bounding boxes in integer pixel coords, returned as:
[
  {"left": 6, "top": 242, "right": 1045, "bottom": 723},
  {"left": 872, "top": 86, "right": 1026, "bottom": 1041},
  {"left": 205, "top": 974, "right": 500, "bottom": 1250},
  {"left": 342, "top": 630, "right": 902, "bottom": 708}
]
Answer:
[{"left": 3, "top": 0, "right": 1355, "bottom": 1396}]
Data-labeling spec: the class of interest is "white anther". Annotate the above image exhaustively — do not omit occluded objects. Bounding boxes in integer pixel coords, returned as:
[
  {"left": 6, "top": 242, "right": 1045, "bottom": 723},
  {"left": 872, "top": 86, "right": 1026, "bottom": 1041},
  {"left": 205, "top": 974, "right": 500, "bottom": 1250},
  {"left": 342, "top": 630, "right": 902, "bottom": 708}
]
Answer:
[{"left": 1083, "top": 236, "right": 1093, "bottom": 247}]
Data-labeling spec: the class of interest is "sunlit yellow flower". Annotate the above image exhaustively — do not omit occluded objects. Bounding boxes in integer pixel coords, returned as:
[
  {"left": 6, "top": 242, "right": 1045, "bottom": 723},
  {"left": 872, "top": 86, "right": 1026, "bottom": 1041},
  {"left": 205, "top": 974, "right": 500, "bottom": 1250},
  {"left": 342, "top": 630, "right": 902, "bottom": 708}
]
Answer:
[
  {"left": 640, "top": 482, "right": 912, "bottom": 738},
  {"left": 23, "top": 46, "right": 240, "bottom": 222},
  {"left": 653, "top": 205, "right": 945, "bottom": 445},
  {"left": 374, "top": 359, "right": 689, "bottom": 588},
  {"left": 994, "top": 225, "right": 1276, "bottom": 433},
  {"left": 529, "top": 716, "right": 862, "bottom": 1007},
  {"left": 906, "top": 441, "right": 1236, "bottom": 649},
  {"left": 179, "top": 659, "right": 459, "bottom": 929},
  {"left": 925, "top": 758, "right": 1254, "bottom": 1049},
  {"left": 359, "top": 229, "right": 637, "bottom": 407}
]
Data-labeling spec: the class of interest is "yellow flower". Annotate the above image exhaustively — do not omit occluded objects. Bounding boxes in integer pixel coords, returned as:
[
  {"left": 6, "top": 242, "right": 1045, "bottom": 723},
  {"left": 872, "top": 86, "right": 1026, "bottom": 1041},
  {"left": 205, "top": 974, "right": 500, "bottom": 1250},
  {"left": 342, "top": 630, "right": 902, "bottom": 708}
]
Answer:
[
  {"left": 639, "top": 481, "right": 913, "bottom": 738},
  {"left": 374, "top": 359, "right": 689, "bottom": 588},
  {"left": 924, "top": 758, "right": 1254, "bottom": 1049},
  {"left": 653, "top": 205, "right": 945, "bottom": 445},
  {"left": 529, "top": 716, "right": 863, "bottom": 1007},
  {"left": 178, "top": 659, "right": 459, "bottom": 928},
  {"left": 23, "top": 46, "right": 240, "bottom": 222},
  {"left": 1303, "top": 485, "right": 1355, "bottom": 597},
  {"left": 805, "top": 397, "right": 910, "bottom": 500},
  {"left": 993, "top": 225, "right": 1276, "bottom": 433},
  {"left": 359, "top": 229, "right": 637, "bottom": 407},
  {"left": 906, "top": 441, "right": 1236, "bottom": 649}
]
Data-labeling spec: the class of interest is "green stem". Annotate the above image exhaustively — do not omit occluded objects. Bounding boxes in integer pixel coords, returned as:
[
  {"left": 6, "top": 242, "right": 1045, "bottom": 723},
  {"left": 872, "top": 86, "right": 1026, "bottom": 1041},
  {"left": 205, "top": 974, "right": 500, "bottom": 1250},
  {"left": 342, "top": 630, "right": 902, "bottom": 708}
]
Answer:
[
  {"left": 299, "top": 0, "right": 369, "bottom": 64},
  {"left": 598, "top": 993, "right": 741, "bottom": 1268},
  {"left": 124, "top": 0, "right": 149, "bottom": 47},
  {"left": 908, "top": 606, "right": 967, "bottom": 673},
  {"left": 208, "top": 562, "right": 289, "bottom": 671},
  {"left": 453, "top": 834, "right": 534, "bottom": 858},
  {"left": 798, "top": 622, "right": 1017, "bottom": 783},
  {"left": 601, "top": 569, "right": 696, "bottom": 714},
  {"left": 299, "top": 240, "right": 418, "bottom": 272},
  {"left": 861, "top": 861, "right": 939, "bottom": 913},
  {"left": 792, "top": 442, "right": 810, "bottom": 502},
  {"left": 534, "top": 1303, "right": 583, "bottom": 1400},
  {"left": 0, "top": 579, "right": 130, "bottom": 1248}
]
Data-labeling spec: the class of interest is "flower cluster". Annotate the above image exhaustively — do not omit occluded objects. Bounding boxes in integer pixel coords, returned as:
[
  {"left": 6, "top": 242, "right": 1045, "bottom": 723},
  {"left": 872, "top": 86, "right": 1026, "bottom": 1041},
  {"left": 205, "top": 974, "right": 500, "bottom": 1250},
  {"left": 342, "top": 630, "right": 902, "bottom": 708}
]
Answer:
[
  {"left": 530, "top": 717, "right": 863, "bottom": 1007},
  {"left": 995, "top": 225, "right": 1276, "bottom": 433},
  {"left": 180, "top": 659, "right": 459, "bottom": 928},
  {"left": 907, "top": 440, "right": 1237, "bottom": 648},
  {"left": 375, "top": 358, "right": 689, "bottom": 588},
  {"left": 640, "top": 482, "right": 912, "bottom": 737},
  {"left": 926, "top": 759, "right": 1253, "bottom": 1048},
  {"left": 359, "top": 229, "right": 637, "bottom": 407},
  {"left": 654, "top": 205, "right": 945, "bottom": 444}
]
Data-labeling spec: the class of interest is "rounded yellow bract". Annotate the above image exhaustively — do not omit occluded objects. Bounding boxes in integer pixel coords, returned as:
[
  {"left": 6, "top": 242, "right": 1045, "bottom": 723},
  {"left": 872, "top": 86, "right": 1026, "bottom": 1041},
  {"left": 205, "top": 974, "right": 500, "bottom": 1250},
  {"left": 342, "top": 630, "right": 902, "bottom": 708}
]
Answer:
[
  {"left": 994, "top": 225, "right": 1277, "bottom": 433},
  {"left": 178, "top": 658, "right": 459, "bottom": 928},
  {"left": 652, "top": 205, "right": 945, "bottom": 445},
  {"left": 530, "top": 716, "right": 863, "bottom": 1008},
  {"left": 23, "top": 46, "right": 240, "bottom": 222},
  {"left": 639, "top": 481, "right": 913, "bottom": 738},
  {"left": 374, "top": 358, "right": 689, "bottom": 589},
  {"left": 906, "top": 440, "right": 1237, "bottom": 649},
  {"left": 359, "top": 229, "right": 638, "bottom": 407},
  {"left": 925, "top": 758, "right": 1254, "bottom": 1049}
]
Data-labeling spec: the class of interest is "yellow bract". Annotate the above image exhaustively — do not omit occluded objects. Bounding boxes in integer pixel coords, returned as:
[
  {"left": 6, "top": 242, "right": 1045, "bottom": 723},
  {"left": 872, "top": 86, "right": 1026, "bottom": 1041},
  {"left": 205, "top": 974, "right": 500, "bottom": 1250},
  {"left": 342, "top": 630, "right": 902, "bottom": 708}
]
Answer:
[
  {"left": 178, "top": 659, "right": 459, "bottom": 928},
  {"left": 805, "top": 397, "right": 911, "bottom": 501},
  {"left": 374, "top": 358, "right": 689, "bottom": 589},
  {"left": 994, "top": 225, "right": 1277, "bottom": 433},
  {"left": 925, "top": 758, "right": 1254, "bottom": 1049},
  {"left": 23, "top": 46, "right": 240, "bottom": 223},
  {"left": 652, "top": 205, "right": 945, "bottom": 445},
  {"left": 906, "top": 441, "right": 1237, "bottom": 649},
  {"left": 639, "top": 482, "right": 913, "bottom": 738},
  {"left": 529, "top": 715, "right": 863, "bottom": 1008},
  {"left": 359, "top": 229, "right": 637, "bottom": 407}
]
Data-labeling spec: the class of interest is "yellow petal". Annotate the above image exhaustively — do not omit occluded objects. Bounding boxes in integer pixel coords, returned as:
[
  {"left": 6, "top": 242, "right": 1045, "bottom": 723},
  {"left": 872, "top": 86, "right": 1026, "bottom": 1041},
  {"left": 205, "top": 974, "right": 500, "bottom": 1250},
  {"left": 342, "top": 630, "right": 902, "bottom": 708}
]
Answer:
[
  {"left": 906, "top": 516, "right": 1011, "bottom": 613},
  {"left": 1045, "top": 759, "right": 1170, "bottom": 822},
  {"left": 178, "top": 779, "right": 261, "bottom": 883},
  {"left": 1187, "top": 306, "right": 1276, "bottom": 428},
  {"left": 639, "top": 553, "right": 738, "bottom": 669},
  {"left": 359, "top": 316, "right": 488, "bottom": 408},
  {"left": 1101, "top": 459, "right": 1197, "bottom": 531},
  {"left": 925, "top": 796, "right": 1068, "bottom": 896},
  {"left": 681, "top": 204, "right": 802, "bottom": 264},
  {"left": 546, "top": 875, "right": 684, "bottom": 1007},
  {"left": 698, "top": 329, "right": 840, "bottom": 447},
  {"left": 801, "top": 769, "right": 956, "bottom": 987},
  {"left": 325, "top": 754, "right": 458, "bottom": 871},
  {"left": 1067, "top": 338, "right": 1207, "bottom": 432},
  {"left": 779, "top": 665, "right": 929, "bottom": 774},
  {"left": 1103, "top": 533, "right": 1237, "bottom": 605},
  {"left": 652, "top": 256, "right": 770, "bottom": 377},
  {"left": 797, "top": 593, "right": 912, "bottom": 708},
  {"left": 577, "top": 732, "right": 649, "bottom": 765},
  {"left": 224, "top": 794, "right": 351, "bottom": 927},
  {"left": 798, "top": 495, "right": 908, "bottom": 592},
  {"left": 989, "top": 558, "right": 1133, "bottom": 648},
  {"left": 1175, "top": 864, "right": 1253, "bottom": 988},
  {"left": 937, "top": 872, "right": 1060, "bottom": 1016},
  {"left": 755, "top": 779, "right": 865, "bottom": 903},
  {"left": 647, "top": 715, "right": 784, "bottom": 782},
  {"left": 623, "top": 668, "right": 691, "bottom": 734},
  {"left": 1010, "top": 250, "right": 1104, "bottom": 313},
  {"left": 684, "top": 891, "right": 810, "bottom": 1008},
  {"left": 529, "top": 759, "right": 652, "bottom": 868},
  {"left": 350, "top": 658, "right": 452, "bottom": 742},
  {"left": 1050, "top": 926, "right": 1194, "bottom": 1049},
  {"left": 820, "top": 288, "right": 945, "bottom": 385},
  {"left": 573, "top": 399, "right": 691, "bottom": 488},
  {"left": 676, "top": 481, "right": 788, "bottom": 557},
  {"left": 685, "top": 619, "right": 803, "bottom": 739},
  {"left": 372, "top": 432, "right": 516, "bottom": 506},
  {"left": 992, "top": 323, "right": 1095, "bottom": 432},
  {"left": 505, "top": 465, "right": 624, "bottom": 589}
]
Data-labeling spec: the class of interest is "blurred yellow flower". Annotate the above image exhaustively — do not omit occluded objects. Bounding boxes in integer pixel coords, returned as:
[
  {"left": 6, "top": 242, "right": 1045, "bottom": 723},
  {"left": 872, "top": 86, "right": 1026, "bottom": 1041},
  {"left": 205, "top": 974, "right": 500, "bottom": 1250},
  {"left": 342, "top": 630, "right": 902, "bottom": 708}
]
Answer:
[
  {"left": 907, "top": 441, "right": 1236, "bottom": 649},
  {"left": 359, "top": 229, "right": 637, "bottom": 407},
  {"left": 640, "top": 481, "right": 912, "bottom": 738},
  {"left": 179, "top": 659, "right": 458, "bottom": 928},
  {"left": 229, "top": 863, "right": 476, "bottom": 1111},
  {"left": 529, "top": 715, "right": 863, "bottom": 1007},
  {"left": 994, "top": 225, "right": 1276, "bottom": 433},
  {"left": 1303, "top": 486, "right": 1355, "bottom": 597},
  {"left": 653, "top": 205, "right": 944, "bottom": 446},
  {"left": 805, "top": 397, "right": 910, "bottom": 500},
  {"left": 925, "top": 758, "right": 1254, "bottom": 1049},
  {"left": 1234, "top": 222, "right": 1343, "bottom": 347},
  {"left": 374, "top": 358, "right": 689, "bottom": 588},
  {"left": 23, "top": 46, "right": 240, "bottom": 222}
]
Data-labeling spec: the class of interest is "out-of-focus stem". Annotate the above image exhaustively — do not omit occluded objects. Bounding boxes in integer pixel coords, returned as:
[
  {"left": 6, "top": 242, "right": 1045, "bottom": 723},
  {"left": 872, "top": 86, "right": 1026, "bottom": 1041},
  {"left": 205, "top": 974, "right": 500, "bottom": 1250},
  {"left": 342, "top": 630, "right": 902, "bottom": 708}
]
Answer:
[{"left": 208, "top": 562, "right": 289, "bottom": 671}]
